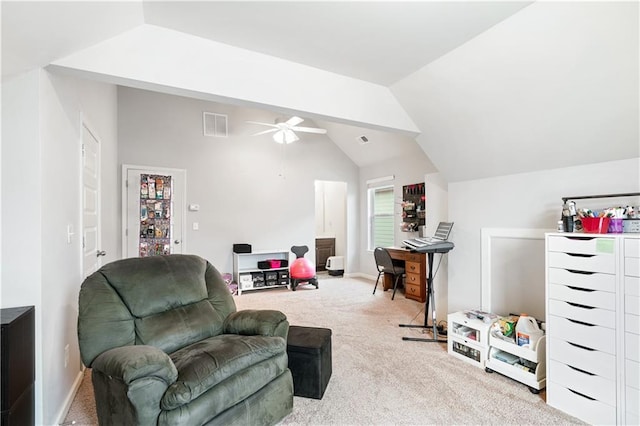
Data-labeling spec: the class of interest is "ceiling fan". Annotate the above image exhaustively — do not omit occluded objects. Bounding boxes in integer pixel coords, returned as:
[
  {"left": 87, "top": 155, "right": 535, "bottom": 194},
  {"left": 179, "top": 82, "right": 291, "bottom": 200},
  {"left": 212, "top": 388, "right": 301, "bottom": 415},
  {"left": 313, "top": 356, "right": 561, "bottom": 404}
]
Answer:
[{"left": 247, "top": 116, "right": 327, "bottom": 144}]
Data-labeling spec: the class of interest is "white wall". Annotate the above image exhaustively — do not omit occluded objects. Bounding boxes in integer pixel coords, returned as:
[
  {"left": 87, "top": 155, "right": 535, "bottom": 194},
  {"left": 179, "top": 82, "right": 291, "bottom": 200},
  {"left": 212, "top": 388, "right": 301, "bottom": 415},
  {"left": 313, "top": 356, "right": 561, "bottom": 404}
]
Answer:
[
  {"left": 358, "top": 153, "right": 435, "bottom": 279},
  {"left": 1, "top": 69, "right": 118, "bottom": 425},
  {"left": 117, "top": 87, "right": 360, "bottom": 275},
  {"left": 315, "top": 180, "right": 347, "bottom": 260},
  {"left": 448, "top": 158, "right": 640, "bottom": 313}
]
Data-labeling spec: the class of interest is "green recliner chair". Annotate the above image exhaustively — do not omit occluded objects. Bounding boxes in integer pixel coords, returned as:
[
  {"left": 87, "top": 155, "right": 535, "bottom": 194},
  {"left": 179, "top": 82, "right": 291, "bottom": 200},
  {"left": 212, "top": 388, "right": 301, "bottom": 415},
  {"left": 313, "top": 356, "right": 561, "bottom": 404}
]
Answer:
[{"left": 78, "top": 254, "right": 293, "bottom": 425}]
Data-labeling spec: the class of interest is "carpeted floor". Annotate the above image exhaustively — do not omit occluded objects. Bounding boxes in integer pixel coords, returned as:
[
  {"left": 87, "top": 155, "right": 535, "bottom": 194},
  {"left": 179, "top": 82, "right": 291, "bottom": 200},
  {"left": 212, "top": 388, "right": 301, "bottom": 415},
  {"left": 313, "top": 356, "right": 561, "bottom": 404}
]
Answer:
[{"left": 63, "top": 274, "right": 584, "bottom": 425}]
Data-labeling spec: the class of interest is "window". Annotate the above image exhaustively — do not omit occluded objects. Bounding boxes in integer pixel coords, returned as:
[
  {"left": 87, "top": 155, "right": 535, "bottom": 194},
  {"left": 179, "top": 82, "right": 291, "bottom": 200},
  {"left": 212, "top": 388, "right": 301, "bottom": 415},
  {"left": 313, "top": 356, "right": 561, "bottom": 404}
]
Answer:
[{"left": 368, "top": 185, "right": 394, "bottom": 250}]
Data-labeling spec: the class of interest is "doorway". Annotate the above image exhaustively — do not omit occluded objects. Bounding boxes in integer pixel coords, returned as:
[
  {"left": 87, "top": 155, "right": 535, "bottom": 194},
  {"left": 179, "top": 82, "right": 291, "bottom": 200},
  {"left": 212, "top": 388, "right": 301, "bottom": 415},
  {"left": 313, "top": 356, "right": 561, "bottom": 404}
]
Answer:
[
  {"left": 122, "top": 165, "right": 186, "bottom": 258},
  {"left": 314, "top": 180, "right": 347, "bottom": 272}
]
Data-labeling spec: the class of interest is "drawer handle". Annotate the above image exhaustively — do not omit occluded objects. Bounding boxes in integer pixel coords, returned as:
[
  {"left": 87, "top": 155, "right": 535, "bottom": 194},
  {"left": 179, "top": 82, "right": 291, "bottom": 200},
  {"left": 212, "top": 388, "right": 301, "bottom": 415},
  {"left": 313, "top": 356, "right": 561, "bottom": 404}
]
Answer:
[
  {"left": 567, "top": 318, "right": 595, "bottom": 327},
  {"left": 566, "top": 301, "right": 595, "bottom": 310},
  {"left": 566, "top": 253, "right": 595, "bottom": 258},
  {"left": 566, "top": 269, "right": 594, "bottom": 275},
  {"left": 565, "top": 236, "right": 596, "bottom": 241},
  {"left": 567, "top": 285, "right": 595, "bottom": 293},
  {"left": 568, "top": 365, "right": 595, "bottom": 376},
  {"left": 568, "top": 388, "right": 596, "bottom": 401},
  {"left": 567, "top": 341, "right": 595, "bottom": 351}
]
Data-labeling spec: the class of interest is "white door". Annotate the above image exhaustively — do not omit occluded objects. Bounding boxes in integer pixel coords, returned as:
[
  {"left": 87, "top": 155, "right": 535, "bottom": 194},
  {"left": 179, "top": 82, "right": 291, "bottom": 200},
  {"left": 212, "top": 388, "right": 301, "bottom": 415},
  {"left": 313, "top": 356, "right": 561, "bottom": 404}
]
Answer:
[
  {"left": 123, "top": 166, "right": 186, "bottom": 258},
  {"left": 82, "top": 123, "right": 103, "bottom": 277}
]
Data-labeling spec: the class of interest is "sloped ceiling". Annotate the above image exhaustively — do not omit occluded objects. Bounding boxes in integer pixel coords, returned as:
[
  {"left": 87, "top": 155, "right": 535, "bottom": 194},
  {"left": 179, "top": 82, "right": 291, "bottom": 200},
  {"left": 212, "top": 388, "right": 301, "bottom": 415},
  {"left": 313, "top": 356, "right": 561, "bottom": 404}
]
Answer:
[{"left": 5, "top": 1, "right": 635, "bottom": 178}]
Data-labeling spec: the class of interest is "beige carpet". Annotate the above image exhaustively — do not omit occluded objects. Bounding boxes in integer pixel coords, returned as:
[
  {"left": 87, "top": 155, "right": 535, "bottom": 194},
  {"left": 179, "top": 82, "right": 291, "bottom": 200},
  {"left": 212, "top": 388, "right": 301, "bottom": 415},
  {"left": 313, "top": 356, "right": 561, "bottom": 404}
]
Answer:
[{"left": 64, "top": 275, "right": 583, "bottom": 425}]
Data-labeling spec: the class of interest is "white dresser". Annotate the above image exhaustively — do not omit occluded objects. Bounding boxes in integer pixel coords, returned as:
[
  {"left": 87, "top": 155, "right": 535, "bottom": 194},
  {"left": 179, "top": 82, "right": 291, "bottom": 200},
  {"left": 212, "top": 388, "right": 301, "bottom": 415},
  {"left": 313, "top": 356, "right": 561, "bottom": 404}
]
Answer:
[{"left": 545, "top": 233, "right": 640, "bottom": 425}]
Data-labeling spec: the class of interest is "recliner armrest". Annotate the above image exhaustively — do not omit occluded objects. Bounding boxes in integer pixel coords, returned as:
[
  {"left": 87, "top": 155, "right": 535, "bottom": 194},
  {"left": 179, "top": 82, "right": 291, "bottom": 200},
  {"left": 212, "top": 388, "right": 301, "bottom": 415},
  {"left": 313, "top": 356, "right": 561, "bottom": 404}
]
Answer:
[
  {"left": 91, "top": 346, "right": 178, "bottom": 426},
  {"left": 224, "top": 309, "right": 289, "bottom": 339}
]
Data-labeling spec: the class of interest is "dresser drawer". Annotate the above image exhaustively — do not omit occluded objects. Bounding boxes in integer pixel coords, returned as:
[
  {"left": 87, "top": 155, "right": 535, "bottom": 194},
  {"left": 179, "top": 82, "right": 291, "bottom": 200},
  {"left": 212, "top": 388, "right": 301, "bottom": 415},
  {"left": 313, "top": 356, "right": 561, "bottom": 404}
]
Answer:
[
  {"left": 627, "top": 332, "right": 640, "bottom": 362},
  {"left": 547, "top": 382, "right": 617, "bottom": 425},
  {"left": 627, "top": 314, "right": 640, "bottom": 335},
  {"left": 626, "top": 257, "right": 640, "bottom": 278},
  {"left": 548, "top": 299, "right": 615, "bottom": 328},
  {"left": 626, "top": 359, "right": 639, "bottom": 390},
  {"left": 627, "top": 294, "right": 640, "bottom": 316},
  {"left": 549, "top": 359, "right": 616, "bottom": 406},
  {"left": 627, "top": 275, "right": 640, "bottom": 297},
  {"left": 549, "top": 337, "right": 616, "bottom": 380},
  {"left": 405, "top": 261, "right": 421, "bottom": 275},
  {"left": 548, "top": 315, "right": 616, "bottom": 354},
  {"left": 548, "top": 235, "right": 616, "bottom": 255},
  {"left": 626, "top": 238, "right": 640, "bottom": 258},
  {"left": 548, "top": 267, "right": 616, "bottom": 292},
  {"left": 547, "top": 252, "right": 615, "bottom": 274},
  {"left": 627, "top": 386, "right": 640, "bottom": 416},
  {"left": 404, "top": 282, "right": 422, "bottom": 300},
  {"left": 548, "top": 283, "right": 615, "bottom": 311}
]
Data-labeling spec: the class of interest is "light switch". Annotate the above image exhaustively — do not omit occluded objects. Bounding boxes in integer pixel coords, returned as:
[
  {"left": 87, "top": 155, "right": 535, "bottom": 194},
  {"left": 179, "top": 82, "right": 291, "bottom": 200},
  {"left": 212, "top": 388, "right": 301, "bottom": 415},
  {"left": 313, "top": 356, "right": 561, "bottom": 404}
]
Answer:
[
  {"left": 189, "top": 204, "right": 200, "bottom": 211},
  {"left": 193, "top": 222, "right": 199, "bottom": 231}
]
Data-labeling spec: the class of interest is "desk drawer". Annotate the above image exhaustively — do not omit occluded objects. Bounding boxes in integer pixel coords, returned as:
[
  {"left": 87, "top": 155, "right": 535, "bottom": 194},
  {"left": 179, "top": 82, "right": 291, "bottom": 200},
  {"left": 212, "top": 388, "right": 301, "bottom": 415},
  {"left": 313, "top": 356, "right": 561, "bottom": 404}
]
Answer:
[
  {"left": 548, "top": 267, "right": 616, "bottom": 292},
  {"left": 627, "top": 257, "right": 640, "bottom": 278},
  {"left": 627, "top": 276, "right": 640, "bottom": 297},
  {"left": 405, "top": 272, "right": 421, "bottom": 286},
  {"left": 627, "top": 294, "right": 640, "bottom": 316},
  {"left": 626, "top": 359, "right": 639, "bottom": 390},
  {"left": 548, "top": 315, "right": 615, "bottom": 354},
  {"left": 549, "top": 337, "right": 615, "bottom": 380},
  {"left": 626, "top": 238, "right": 640, "bottom": 258},
  {"left": 547, "top": 252, "right": 615, "bottom": 274},
  {"left": 405, "top": 253, "right": 423, "bottom": 263},
  {"left": 626, "top": 332, "right": 639, "bottom": 362},
  {"left": 405, "top": 282, "right": 423, "bottom": 301},
  {"left": 405, "top": 261, "right": 421, "bottom": 275}
]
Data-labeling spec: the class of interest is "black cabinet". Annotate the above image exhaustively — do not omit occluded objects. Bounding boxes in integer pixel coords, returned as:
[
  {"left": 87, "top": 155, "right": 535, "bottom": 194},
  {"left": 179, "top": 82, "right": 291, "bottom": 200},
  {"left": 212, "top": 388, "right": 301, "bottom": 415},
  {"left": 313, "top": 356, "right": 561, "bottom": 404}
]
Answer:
[
  {"left": 315, "top": 238, "right": 335, "bottom": 272},
  {"left": 1, "top": 306, "right": 35, "bottom": 426}
]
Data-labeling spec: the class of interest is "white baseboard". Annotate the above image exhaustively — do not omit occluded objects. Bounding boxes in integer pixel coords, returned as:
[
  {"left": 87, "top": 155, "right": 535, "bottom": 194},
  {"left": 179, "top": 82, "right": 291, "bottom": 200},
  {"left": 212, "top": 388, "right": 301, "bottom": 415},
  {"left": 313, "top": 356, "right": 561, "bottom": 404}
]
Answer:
[
  {"left": 56, "top": 367, "right": 85, "bottom": 425},
  {"left": 345, "top": 272, "right": 376, "bottom": 281}
]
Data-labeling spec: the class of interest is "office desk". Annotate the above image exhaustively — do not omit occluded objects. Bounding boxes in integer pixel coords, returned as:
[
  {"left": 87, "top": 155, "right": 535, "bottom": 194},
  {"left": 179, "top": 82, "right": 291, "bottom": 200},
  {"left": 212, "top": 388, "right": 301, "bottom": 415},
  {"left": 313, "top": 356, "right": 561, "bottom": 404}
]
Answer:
[{"left": 383, "top": 247, "right": 426, "bottom": 303}]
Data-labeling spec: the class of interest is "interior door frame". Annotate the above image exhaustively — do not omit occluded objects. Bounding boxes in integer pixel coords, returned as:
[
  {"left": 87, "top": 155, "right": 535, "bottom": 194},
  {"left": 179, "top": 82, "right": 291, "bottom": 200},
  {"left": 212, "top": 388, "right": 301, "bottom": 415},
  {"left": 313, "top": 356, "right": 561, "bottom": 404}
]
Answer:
[
  {"left": 81, "top": 115, "right": 102, "bottom": 278},
  {"left": 121, "top": 164, "right": 187, "bottom": 257}
]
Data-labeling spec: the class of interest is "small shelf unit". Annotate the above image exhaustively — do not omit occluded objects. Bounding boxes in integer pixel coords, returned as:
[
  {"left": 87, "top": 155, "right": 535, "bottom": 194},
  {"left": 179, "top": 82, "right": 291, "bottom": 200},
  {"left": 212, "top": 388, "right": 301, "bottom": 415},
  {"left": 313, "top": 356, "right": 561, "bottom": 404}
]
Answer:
[
  {"left": 447, "top": 311, "right": 496, "bottom": 368},
  {"left": 233, "top": 250, "right": 290, "bottom": 295},
  {"left": 485, "top": 334, "right": 546, "bottom": 393}
]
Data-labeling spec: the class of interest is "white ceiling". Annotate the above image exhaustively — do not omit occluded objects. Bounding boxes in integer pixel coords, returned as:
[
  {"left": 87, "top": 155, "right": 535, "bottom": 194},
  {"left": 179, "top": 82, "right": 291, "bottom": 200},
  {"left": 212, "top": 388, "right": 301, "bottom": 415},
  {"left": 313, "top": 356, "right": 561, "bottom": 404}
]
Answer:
[{"left": 1, "top": 1, "right": 532, "bottom": 169}]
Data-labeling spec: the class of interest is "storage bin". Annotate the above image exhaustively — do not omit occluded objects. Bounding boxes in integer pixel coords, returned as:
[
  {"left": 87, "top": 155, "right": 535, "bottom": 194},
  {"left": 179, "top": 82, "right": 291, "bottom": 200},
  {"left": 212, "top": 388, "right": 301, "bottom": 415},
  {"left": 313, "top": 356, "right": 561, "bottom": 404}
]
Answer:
[{"left": 581, "top": 217, "right": 611, "bottom": 233}]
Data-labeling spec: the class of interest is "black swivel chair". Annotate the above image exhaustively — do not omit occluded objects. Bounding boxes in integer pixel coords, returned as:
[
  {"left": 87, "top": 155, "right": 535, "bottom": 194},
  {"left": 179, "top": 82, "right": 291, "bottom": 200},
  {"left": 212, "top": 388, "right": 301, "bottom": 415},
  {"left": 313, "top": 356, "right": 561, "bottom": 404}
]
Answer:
[{"left": 372, "top": 247, "right": 405, "bottom": 300}]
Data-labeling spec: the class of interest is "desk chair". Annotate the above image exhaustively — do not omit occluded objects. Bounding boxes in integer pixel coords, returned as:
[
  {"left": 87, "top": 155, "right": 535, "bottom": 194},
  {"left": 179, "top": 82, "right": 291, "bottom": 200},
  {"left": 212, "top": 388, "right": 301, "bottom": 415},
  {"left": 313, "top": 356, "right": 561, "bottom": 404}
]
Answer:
[{"left": 372, "top": 247, "right": 405, "bottom": 300}]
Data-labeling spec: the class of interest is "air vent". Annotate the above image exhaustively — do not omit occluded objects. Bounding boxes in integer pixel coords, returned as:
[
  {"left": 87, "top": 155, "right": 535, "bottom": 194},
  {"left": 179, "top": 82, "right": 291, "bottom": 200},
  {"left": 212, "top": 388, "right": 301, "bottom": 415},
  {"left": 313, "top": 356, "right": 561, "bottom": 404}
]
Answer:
[
  {"left": 203, "top": 112, "right": 228, "bottom": 138},
  {"left": 357, "top": 135, "right": 370, "bottom": 144}
]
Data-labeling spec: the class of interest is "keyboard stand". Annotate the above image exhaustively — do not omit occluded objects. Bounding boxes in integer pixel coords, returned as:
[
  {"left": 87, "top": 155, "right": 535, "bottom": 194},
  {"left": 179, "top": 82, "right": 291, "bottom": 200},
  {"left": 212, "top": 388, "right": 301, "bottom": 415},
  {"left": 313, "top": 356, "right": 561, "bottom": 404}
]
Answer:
[{"left": 399, "top": 245, "right": 452, "bottom": 343}]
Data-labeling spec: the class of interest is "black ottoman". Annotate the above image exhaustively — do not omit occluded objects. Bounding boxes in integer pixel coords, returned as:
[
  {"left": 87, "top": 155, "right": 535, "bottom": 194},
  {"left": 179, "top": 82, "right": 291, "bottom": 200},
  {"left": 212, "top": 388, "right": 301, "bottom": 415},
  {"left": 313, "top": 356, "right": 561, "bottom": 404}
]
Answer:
[{"left": 286, "top": 326, "right": 332, "bottom": 399}]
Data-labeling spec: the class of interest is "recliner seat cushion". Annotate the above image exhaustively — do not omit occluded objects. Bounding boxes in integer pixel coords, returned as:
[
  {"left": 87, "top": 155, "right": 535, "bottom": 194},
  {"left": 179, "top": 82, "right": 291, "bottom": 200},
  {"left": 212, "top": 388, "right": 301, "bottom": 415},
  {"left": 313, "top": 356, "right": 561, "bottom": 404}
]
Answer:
[{"left": 162, "top": 334, "right": 287, "bottom": 410}]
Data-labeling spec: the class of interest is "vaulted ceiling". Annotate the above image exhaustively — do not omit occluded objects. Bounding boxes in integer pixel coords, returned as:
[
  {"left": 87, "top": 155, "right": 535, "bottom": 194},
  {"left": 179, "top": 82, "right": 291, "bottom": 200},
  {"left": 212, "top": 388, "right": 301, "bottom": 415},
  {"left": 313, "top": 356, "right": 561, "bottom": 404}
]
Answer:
[{"left": 3, "top": 1, "right": 636, "bottom": 179}]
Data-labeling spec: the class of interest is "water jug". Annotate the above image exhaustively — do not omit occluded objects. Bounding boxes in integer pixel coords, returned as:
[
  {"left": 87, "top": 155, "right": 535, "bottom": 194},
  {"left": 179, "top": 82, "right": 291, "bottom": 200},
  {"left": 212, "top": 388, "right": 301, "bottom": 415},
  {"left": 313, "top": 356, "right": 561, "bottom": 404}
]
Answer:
[{"left": 516, "top": 314, "right": 543, "bottom": 350}]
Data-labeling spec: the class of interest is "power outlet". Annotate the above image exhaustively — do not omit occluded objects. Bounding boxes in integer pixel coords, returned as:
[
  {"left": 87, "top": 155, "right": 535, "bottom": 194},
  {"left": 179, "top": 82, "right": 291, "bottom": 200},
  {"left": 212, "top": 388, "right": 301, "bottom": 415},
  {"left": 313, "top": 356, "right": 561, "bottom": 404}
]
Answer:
[{"left": 64, "top": 344, "right": 69, "bottom": 368}]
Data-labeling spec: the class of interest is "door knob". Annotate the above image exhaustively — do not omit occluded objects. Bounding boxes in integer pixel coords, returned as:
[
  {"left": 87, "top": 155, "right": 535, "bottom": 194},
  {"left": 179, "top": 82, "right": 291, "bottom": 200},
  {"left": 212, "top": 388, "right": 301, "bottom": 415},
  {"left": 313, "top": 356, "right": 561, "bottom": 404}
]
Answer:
[
  {"left": 96, "top": 250, "right": 107, "bottom": 257},
  {"left": 174, "top": 240, "right": 181, "bottom": 244}
]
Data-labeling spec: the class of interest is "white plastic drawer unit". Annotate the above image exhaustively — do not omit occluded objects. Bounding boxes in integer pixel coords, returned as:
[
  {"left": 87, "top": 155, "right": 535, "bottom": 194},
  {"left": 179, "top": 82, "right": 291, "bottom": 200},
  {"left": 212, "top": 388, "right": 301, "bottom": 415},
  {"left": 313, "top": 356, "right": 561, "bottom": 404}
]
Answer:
[
  {"left": 548, "top": 315, "right": 616, "bottom": 355},
  {"left": 548, "top": 337, "right": 616, "bottom": 380},
  {"left": 548, "top": 299, "right": 615, "bottom": 328},
  {"left": 547, "top": 382, "right": 617, "bottom": 426},
  {"left": 549, "top": 359, "right": 617, "bottom": 406},
  {"left": 548, "top": 267, "right": 616, "bottom": 293}
]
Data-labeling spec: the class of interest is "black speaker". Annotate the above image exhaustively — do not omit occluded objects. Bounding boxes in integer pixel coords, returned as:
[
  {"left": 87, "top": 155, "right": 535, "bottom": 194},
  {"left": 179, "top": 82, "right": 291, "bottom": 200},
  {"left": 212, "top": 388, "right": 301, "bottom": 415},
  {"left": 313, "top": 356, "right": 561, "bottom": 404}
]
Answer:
[{"left": 233, "top": 244, "right": 252, "bottom": 254}]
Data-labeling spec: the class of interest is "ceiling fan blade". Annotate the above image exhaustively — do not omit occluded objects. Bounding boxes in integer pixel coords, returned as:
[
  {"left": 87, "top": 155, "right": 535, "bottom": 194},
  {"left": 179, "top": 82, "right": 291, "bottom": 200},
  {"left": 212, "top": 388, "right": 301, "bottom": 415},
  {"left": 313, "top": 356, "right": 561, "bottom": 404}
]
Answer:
[
  {"left": 252, "top": 128, "right": 278, "bottom": 136},
  {"left": 246, "top": 121, "right": 278, "bottom": 128},
  {"left": 285, "top": 116, "right": 304, "bottom": 127},
  {"left": 284, "top": 129, "right": 299, "bottom": 144},
  {"left": 290, "top": 126, "right": 327, "bottom": 134}
]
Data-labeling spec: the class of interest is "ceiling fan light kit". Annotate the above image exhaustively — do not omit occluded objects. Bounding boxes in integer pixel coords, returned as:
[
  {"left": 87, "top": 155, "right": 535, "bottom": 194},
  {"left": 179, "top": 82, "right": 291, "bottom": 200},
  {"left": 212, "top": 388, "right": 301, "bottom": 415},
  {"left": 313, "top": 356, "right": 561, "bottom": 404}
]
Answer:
[{"left": 248, "top": 116, "right": 326, "bottom": 144}]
